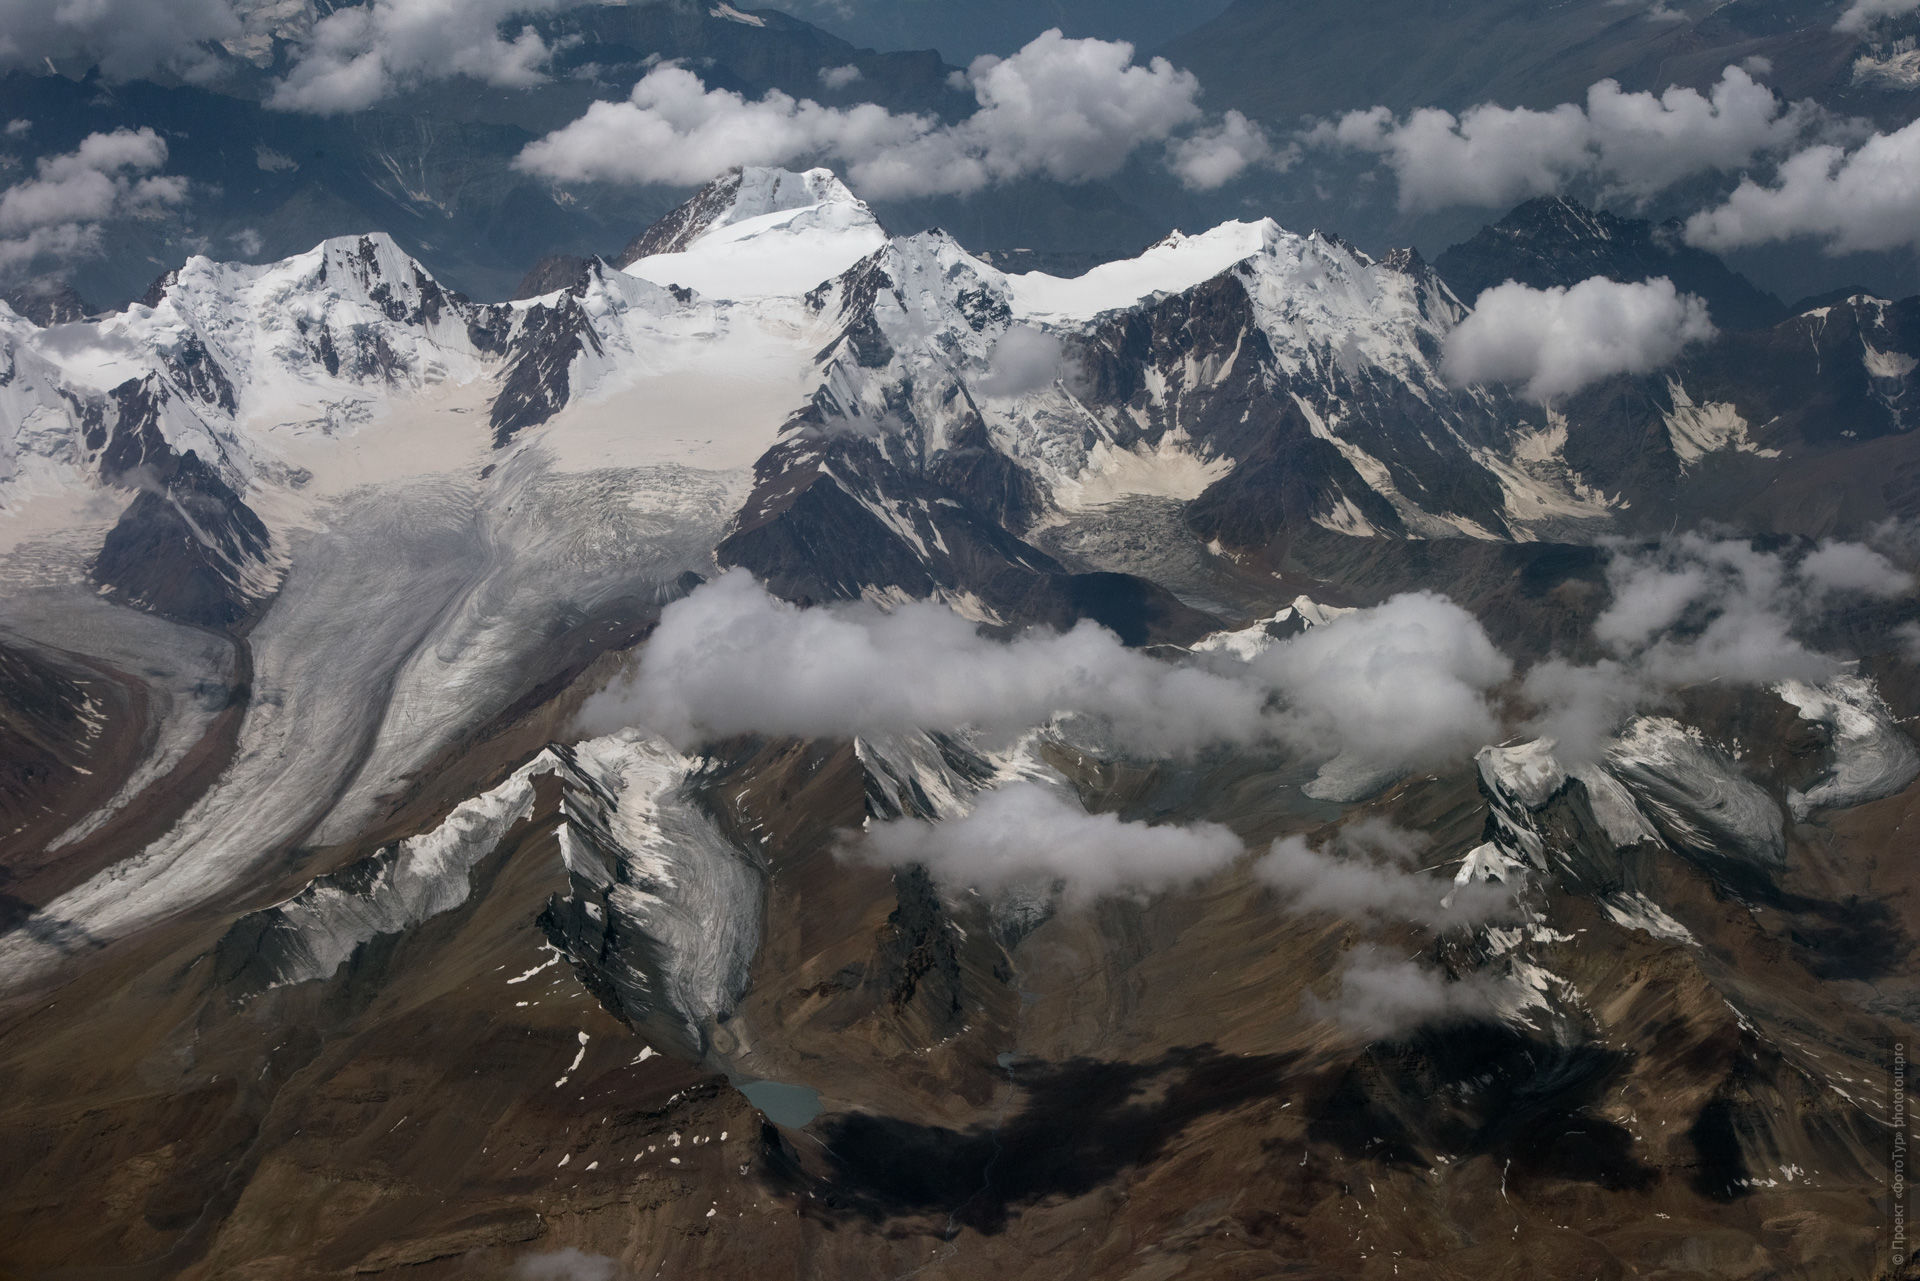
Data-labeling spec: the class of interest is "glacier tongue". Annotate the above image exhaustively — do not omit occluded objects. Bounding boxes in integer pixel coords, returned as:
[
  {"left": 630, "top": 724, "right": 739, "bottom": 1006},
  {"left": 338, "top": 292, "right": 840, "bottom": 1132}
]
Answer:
[
  {"left": 542, "top": 732, "right": 768, "bottom": 1057},
  {"left": 1775, "top": 676, "right": 1920, "bottom": 819},
  {"left": 1606, "top": 717, "right": 1786, "bottom": 868}
]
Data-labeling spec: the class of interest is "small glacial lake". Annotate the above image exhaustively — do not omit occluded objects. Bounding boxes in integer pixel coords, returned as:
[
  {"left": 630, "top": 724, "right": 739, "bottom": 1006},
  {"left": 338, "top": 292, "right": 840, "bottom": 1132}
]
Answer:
[{"left": 736, "top": 1079, "right": 823, "bottom": 1128}]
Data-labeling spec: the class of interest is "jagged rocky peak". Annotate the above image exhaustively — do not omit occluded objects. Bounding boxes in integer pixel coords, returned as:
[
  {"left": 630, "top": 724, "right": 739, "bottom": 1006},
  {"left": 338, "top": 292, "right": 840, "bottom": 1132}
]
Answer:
[
  {"left": 822, "top": 228, "right": 1012, "bottom": 344},
  {"left": 725, "top": 167, "right": 871, "bottom": 226},
  {"left": 304, "top": 232, "right": 458, "bottom": 318},
  {"left": 120, "top": 230, "right": 499, "bottom": 415},
  {"left": 978, "top": 217, "right": 1462, "bottom": 363},
  {"left": 1235, "top": 225, "right": 1468, "bottom": 371},
  {"left": 147, "top": 231, "right": 442, "bottom": 316}
]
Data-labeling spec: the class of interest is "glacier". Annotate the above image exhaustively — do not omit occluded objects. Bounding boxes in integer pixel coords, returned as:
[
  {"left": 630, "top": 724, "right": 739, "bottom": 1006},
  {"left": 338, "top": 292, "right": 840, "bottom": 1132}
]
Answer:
[{"left": 1775, "top": 676, "right": 1920, "bottom": 819}]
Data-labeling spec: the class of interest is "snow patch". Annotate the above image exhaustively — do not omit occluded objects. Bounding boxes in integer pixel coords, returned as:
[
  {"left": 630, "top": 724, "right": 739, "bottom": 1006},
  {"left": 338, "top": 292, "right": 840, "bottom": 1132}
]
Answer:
[
  {"left": 1601, "top": 891, "right": 1696, "bottom": 945},
  {"left": 1662, "top": 380, "right": 1779, "bottom": 467}
]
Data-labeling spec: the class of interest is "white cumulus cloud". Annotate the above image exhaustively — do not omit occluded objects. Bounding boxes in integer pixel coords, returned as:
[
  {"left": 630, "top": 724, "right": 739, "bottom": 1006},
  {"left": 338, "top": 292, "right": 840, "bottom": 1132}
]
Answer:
[
  {"left": 517, "top": 30, "right": 1255, "bottom": 196},
  {"left": 1312, "top": 100, "right": 1591, "bottom": 211},
  {"left": 1166, "top": 109, "right": 1282, "bottom": 190},
  {"left": 513, "top": 1250, "right": 619, "bottom": 1281},
  {"left": 1442, "top": 276, "right": 1715, "bottom": 402},
  {"left": 1683, "top": 119, "right": 1920, "bottom": 255},
  {"left": 515, "top": 65, "right": 934, "bottom": 190},
  {"left": 1836, "top": 0, "right": 1920, "bottom": 32},
  {"left": 577, "top": 568, "right": 1274, "bottom": 755},
  {"left": 1254, "top": 821, "right": 1512, "bottom": 928},
  {"left": 1522, "top": 533, "right": 1914, "bottom": 762},
  {"left": 1583, "top": 67, "right": 1814, "bottom": 197},
  {"left": 975, "top": 325, "right": 1071, "bottom": 397},
  {"left": 1322, "top": 949, "right": 1506, "bottom": 1039},
  {"left": 1245, "top": 591, "right": 1512, "bottom": 793}
]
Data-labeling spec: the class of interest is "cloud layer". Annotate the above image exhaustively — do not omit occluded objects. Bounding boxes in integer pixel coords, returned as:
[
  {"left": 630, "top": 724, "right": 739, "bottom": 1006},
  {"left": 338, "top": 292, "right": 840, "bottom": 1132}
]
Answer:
[
  {"left": 975, "top": 325, "right": 1072, "bottom": 397},
  {"left": 513, "top": 1250, "right": 620, "bottom": 1281},
  {"left": 1247, "top": 591, "right": 1512, "bottom": 779},
  {"left": 582, "top": 573, "right": 1510, "bottom": 794},
  {"left": 1836, "top": 0, "right": 1920, "bottom": 32},
  {"left": 1683, "top": 119, "right": 1920, "bottom": 254},
  {"left": 1322, "top": 949, "right": 1504, "bottom": 1039},
  {"left": 517, "top": 30, "right": 1270, "bottom": 196},
  {"left": 855, "top": 780, "right": 1244, "bottom": 905},
  {"left": 581, "top": 569, "right": 1272, "bottom": 754},
  {"left": 269, "top": 0, "right": 568, "bottom": 114},
  {"left": 1309, "top": 66, "right": 1814, "bottom": 210},
  {"left": 1523, "top": 533, "right": 1915, "bottom": 761},
  {"left": 1254, "top": 820, "right": 1511, "bottom": 928},
  {"left": 0, "top": 0, "right": 588, "bottom": 111},
  {"left": 1442, "top": 276, "right": 1715, "bottom": 402},
  {"left": 0, "top": 129, "right": 187, "bottom": 276},
  {"left": 0, "top": 0, "right": 239, "bottom": 80},
  {"left": 1166, "top": 110, "right": 1282, "bottom": 191}
]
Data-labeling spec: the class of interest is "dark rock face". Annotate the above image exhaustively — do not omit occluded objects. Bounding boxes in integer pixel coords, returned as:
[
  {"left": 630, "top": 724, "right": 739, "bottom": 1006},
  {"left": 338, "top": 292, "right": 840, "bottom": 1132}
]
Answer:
[
  {"left": 0, "top": 644, "right": 95, "bottom": 925},
  {"left": 215, "top": 844, "right": 417, "bottom": 998},
  {"left": 718, "top": 430, "right": 1217, "bottom": 644},
  {"left": 1073, "top": 255, "right": 1510, "bottom": 548},
  {"left": 1679, "top": 294, "right": 1920, "bottom": 444},
  {"left": 159, "top": 334, "right": 239, "bottom": 416},
  {"left": 1, "top": 279, "right": 91, "bottom": 326},
  {"left": 923, "top": 403, "right": 1048, "bottom": 532},
  {"left": 88, "top": 378, "right": 273, "bottom": 627},
  {"left": 867, "top": 864, "right": 966, "bottom": 1032},
  {"left": 513, "top": 254, "right": 598, "bottom": 300},
  {"left": 1435, "top": 197, "right": 1788, "bottom": 330},
  {"left": 489, "top": 287, "right": 602, "bottom": 448},
  {"left": 1188, "top": 409, "right": 1403, "bottom": 553},
  {"left": 1545, "top": 291, "right": 1920, "bottom": 534},
  {"left": 617, "top": 172, "right": 749, "bottom": 266}
]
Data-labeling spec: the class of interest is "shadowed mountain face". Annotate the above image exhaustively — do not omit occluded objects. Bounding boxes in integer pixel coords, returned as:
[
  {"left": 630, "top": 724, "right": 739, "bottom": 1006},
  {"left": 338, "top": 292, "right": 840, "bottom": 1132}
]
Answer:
[
  {"left": 1434, "top": 196, "right": 1790, "bottom": 330},
  {"left": 0, "top": 166, "right": 1915, "bottom": 1280}
]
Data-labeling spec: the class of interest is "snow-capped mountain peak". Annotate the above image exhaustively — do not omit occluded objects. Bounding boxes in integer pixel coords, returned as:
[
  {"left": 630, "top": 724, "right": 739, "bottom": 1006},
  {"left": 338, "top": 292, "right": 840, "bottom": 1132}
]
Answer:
[
  {"left": 619, "top": 167, "right": 887, "bottom": 302},
  {"left": 1006, "top": 219, "right": 1279, "bottom": 322}
]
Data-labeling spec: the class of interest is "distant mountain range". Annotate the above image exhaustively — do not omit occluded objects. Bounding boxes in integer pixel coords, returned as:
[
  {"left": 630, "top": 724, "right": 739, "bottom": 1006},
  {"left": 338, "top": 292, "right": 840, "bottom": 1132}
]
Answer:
[{"left": 4, "top": 0, "right": 1919, "bottom": 311}]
